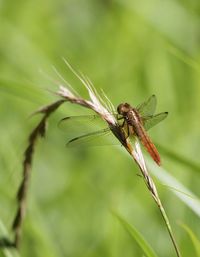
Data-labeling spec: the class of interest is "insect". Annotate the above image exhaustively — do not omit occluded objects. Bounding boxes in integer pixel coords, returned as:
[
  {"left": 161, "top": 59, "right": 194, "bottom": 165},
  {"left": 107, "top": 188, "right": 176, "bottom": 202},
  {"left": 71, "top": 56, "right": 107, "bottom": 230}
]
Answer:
[{"left": 59, "top": 95, "right": 168, "bottom": 165}]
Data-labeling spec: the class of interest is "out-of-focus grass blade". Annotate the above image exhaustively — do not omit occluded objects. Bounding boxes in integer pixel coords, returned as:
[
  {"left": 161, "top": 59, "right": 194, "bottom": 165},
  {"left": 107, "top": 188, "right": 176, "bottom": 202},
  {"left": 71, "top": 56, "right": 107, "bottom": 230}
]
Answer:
[
  {"left": 112, "top": 211, "right": 158, "bottom": 257},
  {"left": 157, "top": 143, "right": 200, "bottom": 174},
  {"left": 0, "top": 78, "right": 48, "bottom": 104},
  {"left": 0, "top": 219, "right": 20, "bottom": 257},
  {"left": 147, "top": 158, "right": 200, "bottom": 217},
  {"left": 167, "top": 46, "right": 200, "bottom": 73},
  {"left": 119, "top": 146, "right": 200, "bottom": 217},
  {"left": 179, "top": 222, "right": 200, "bottom": 257}
]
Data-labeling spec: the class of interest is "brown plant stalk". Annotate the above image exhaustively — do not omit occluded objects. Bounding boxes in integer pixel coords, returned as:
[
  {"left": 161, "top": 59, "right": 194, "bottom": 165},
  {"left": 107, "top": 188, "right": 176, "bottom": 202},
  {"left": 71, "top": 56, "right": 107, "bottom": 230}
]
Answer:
[{"left": 12, "top": 99, "right": 65, "bottom": 248}]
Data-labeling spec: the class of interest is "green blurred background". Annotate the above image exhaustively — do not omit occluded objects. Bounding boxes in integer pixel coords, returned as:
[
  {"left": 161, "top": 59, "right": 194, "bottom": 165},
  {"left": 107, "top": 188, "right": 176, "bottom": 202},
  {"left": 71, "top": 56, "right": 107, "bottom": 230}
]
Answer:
[{"left": 1, "top": 0, "right": 200, "bottom": 256}]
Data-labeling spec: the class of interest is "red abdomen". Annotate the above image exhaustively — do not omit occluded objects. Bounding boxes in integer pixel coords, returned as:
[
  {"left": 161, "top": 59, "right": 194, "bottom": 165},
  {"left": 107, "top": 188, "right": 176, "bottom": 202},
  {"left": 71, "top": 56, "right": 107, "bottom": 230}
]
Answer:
[
  {"left": 139, "top": 129, "right": 161, "bottom": 165},
  {"left": 127, "top": 109, "right": 161, "bottom": 165}
]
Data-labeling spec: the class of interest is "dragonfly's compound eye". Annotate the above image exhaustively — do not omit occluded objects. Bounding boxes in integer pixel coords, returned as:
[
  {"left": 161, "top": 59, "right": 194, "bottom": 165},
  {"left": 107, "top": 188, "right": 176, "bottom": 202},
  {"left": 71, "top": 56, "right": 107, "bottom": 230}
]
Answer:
[
  {"left": 117, "top": 103, "right": 130, "bottom": 115},
  {"left": 117, "top": 104, "right": 123, "bottom": 114}
]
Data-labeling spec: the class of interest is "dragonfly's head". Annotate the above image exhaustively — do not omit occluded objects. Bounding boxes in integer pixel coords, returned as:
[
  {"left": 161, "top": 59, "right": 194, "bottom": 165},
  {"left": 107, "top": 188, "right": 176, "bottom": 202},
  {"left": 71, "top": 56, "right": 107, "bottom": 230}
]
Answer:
[{"left": 117, "top": 103, "right": 131, "bottom": 116}]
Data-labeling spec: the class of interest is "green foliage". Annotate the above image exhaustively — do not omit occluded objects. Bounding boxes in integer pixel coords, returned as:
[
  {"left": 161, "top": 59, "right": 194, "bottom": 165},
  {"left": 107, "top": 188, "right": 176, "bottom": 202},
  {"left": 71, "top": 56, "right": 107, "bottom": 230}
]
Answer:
[
  {"left": 113, "top": 212, "right": 158, "bottom": 257},
  {"left": 179, "top": 222, "right": 200, "bottom": 257},
  {"left": 0, "top": 0, "right": 200, "bottom": 256}
]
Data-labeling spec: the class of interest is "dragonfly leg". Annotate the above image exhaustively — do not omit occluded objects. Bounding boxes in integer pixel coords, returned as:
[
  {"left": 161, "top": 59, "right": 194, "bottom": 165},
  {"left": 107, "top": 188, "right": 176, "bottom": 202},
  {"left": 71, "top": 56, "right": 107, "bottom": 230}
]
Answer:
[{"left": 121, "top": 119, "right": 130, "bottom": 139}]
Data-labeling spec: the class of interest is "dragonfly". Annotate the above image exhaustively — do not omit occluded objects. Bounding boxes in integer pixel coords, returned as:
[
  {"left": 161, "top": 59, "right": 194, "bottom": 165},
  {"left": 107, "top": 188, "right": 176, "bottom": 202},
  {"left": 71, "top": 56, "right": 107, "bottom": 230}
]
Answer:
[{"left": 59, "top": 95, "right": 168, "bottom": 165}]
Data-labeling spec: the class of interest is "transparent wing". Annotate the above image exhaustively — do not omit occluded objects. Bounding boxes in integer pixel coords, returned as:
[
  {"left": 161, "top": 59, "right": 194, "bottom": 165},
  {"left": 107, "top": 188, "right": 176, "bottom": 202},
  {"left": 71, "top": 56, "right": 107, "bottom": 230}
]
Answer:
[
  {"left": 59, "top": 115, "right": 103, "bottom": 132},
  {"left": 58, "top": 114, "right": 121, "bottom": 147},
  {"left": 67, "top": 128, "right": 112, "bottom": 147},
  {"left": 59, "top": 114, "right": 121, "bottom": 131},
  {"left": 137, "top": 95, "right": 157, "bottom": 117},
  {"left": 143, "top": 112, "right": 168, "bottom": 131}
]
